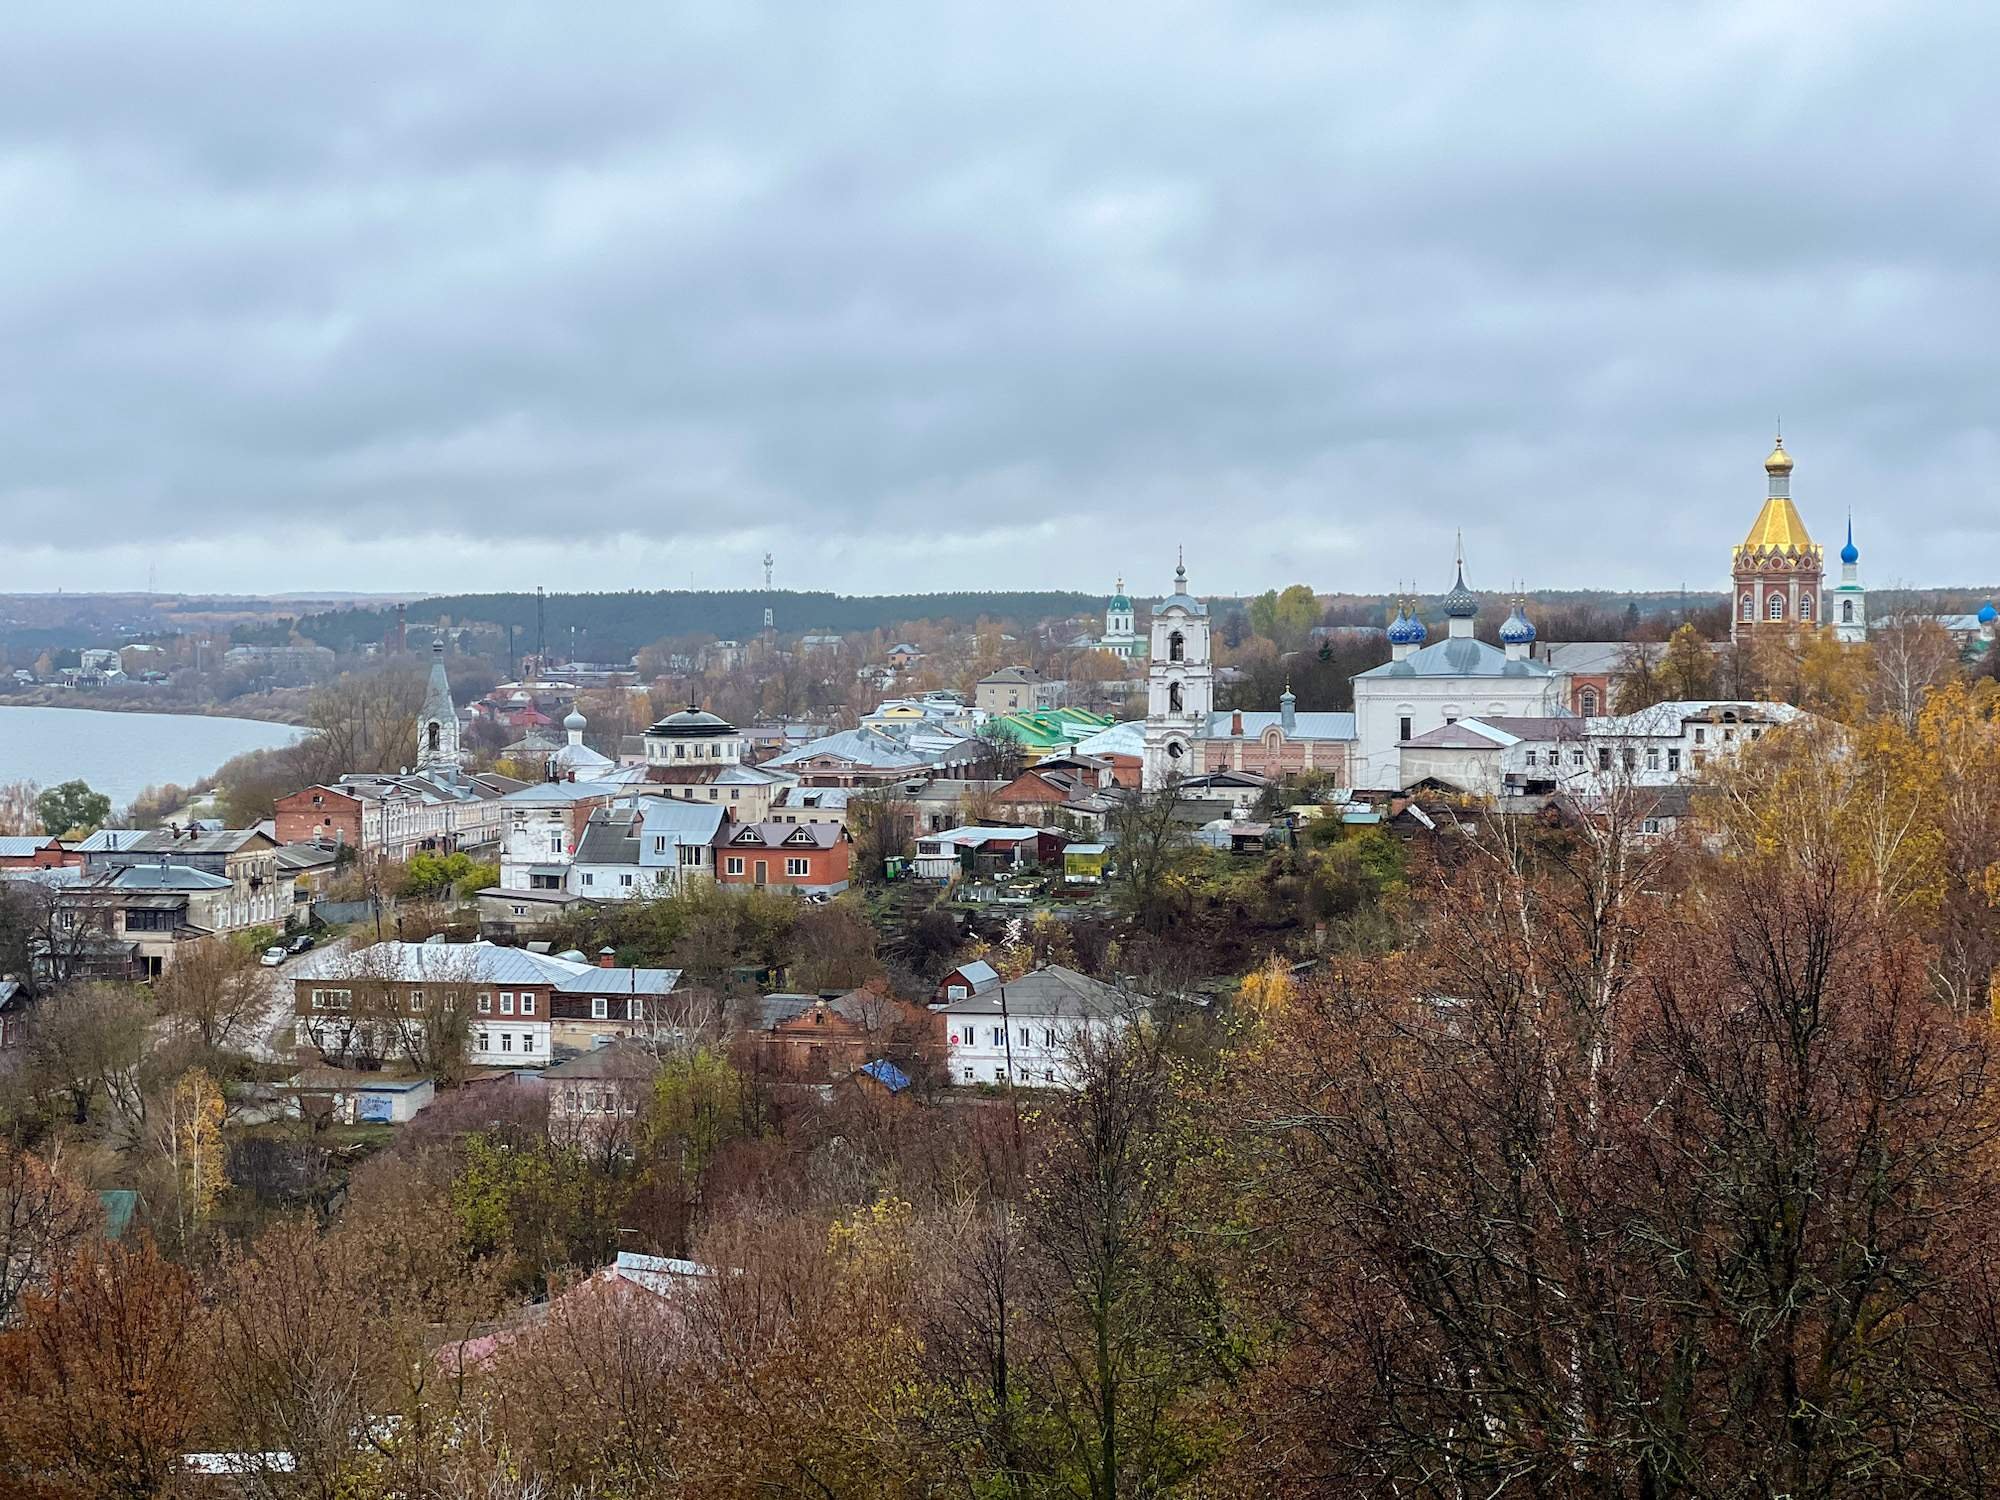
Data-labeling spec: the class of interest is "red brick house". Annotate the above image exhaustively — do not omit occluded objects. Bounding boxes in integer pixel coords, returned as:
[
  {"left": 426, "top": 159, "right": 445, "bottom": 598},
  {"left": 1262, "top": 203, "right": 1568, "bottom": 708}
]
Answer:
[
  {"left": 0, "top": 836, "right": 81, "bottom": 872},
  {"left": 755, "top": 987, "right": 943, "bottom": 1084},
  {"left": 713, "top": 822, "right": 852, "bottom": 895}
]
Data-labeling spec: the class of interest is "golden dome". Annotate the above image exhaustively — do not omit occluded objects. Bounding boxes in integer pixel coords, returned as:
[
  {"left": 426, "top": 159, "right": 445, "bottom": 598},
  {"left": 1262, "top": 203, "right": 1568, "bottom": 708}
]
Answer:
[
  {"left": 1739, "top": 497, "right": 1815, "bottom": 555},
  {"left": 1764, "top": 438, "right": 1793, "bottom": 474}
]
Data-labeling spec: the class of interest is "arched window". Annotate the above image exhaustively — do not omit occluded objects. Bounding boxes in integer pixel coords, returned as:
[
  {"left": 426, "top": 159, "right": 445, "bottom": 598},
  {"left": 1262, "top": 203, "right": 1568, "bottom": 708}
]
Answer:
[
  {"left": 1166, "top": 740, "right": 1184, "bottom": 760},
  {"left": 1578, "top": 687, "right": 1598, "bottom": 716},
  {"left": 1768, "top": 594, "right": 1786, "bottom": 620},
  {"left": 1169, "top": 630, "right": 1185, "bottom": 663},
  {"left": 1799, "top": 593, "right": 1814, "bottom": 621},
  {"left": 1842, "top": 599, "right": 1854, "bottom": 623},
  {"left": 1168, "top": 682, "right": 1183, "bottom": 713},
  {"left": 1741, "top": 593, "right": 1755, "bottom": 620},
  {"left": 427, "top": 722, "right": 441, "bottom": 752}
]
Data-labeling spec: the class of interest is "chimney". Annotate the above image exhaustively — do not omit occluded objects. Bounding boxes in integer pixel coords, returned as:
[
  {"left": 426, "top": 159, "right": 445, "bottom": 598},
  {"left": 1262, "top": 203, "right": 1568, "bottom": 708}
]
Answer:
[
  {"left": 598, "top": 947, "right": 616, "bottom": 968},
  {"left": 1230, "top": 710, "right": 1243, "bottom": 737}
]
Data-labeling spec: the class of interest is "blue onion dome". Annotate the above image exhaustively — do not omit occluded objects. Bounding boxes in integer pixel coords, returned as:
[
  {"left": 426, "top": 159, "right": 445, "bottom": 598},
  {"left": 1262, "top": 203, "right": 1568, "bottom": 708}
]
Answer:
[
  {"left": 1981, "top": 600, "right": 1999, "bottom": 625},
  {"left": 1840, "top": 517, "right": 1859, "bottom": 567},
  {"left": 1403, "top": 607, "right": 1428, "bottom": 645},
  {"left": 1499, "top": 601, "right": 1536, "bottom": 645},
  {"left": 1385, "top": 600, "right": 1416, "bottom": 645}
]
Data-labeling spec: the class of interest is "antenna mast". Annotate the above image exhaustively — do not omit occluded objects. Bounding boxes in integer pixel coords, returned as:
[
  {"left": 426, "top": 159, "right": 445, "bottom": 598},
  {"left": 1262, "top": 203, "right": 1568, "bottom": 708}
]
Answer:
[{"left": 763, "top": 552, "right": 774, "bottom": 589}]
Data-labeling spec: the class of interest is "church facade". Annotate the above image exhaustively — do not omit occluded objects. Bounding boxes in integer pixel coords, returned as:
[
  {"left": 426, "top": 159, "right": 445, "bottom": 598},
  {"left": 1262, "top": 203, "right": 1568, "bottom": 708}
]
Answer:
[{"left": 1349, "top": 557, "right": 1569, "bottom": 792}]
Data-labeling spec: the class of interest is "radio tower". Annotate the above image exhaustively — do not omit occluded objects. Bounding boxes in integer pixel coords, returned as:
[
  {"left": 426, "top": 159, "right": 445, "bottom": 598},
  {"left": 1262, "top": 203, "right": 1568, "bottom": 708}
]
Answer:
[{"left": 763, "top": 552, "right": 774, "bottom": 589}]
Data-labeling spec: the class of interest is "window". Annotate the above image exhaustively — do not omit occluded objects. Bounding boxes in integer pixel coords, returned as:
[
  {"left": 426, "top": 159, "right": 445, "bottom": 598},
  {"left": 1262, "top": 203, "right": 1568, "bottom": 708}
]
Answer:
[
  {"left": 520, "top": 994, "right": 534, "bottom": 1015},
  {"left": 1642, "top": 818, "right": 1662, "bottom": 835},
  {"left": 501, "top": 1034, "right": 512, "bottom": 1052},
  {"left": 1524, "top": 750, "right": 1537, "bottom": 767},
  {"left": 1598, "top": 748, "right": 1612, "bottom": 771},
  {"left": 993, "top": 1067, "right": 1006, "bottom": 1082},
  {"left": 948, "top": 985, "right": 968, "bottom": 1000},
  {"left": 1622, "top": 748, "right": 1637, "bottom": 772},
  {"left": 579, "top": 872, "right": 594, "bottom": 886},
  {"left": 500, "top": 993, "right": 515, "bottom": 1015},
  {"left": 1800, "top": 593, "right": 1814, "bottom": 621},
  {"left": 627, "top": 997, "right": 643, "bottom": 1021},
  {"left": 1667, "top": 748, "right": 1681, "bottom": 772},
  {"left": 1169, "top": 630, "right": 1185, "bottom": 662},
  {"left": 963, "top": 1067, "right": 974, "bottom": 1081},
  {"left": 511, "top": 905, "right": 526, "bottom": 917},
  {"left": 548, "top": 833, "right": 564, "bottom": 855},
  {"left": 478, "top": 1032, "right": 490, "bottom": 1051},
  {"left": 725, "top": 856, "right": 745, "bottom": 875},
  {"left": 1398, "top": 715, "right": 1413, "bottom": 741},
  {"left": 1645, "top": 748, "right": 1660, "bottom": 771},
  {"left": 1168, "top": 681, "right": 1183, "bottom": 713},
  {"left": 1750, "top": 726, "right": 1762, "bottom": 739},
  {"left": 1019, "top": 1027, "right": 1031, "bottom": 1047},
  {"left": 620, "top": 873, "right": 634, "bottom": 887},
  {"left": 477, "top": 993, "right": 491, "bottom": 1013},
  {"left": 1570, "top": 748, "right": 1585, "bottom": 768},
  {"left": 522, "top": 1033, "right": 536, "bottom": 1052},
  {"left": 1694, "top": 727, "right": 1706, "bottom": 745},
  {"left": 410, "top": 990, "right": 428, "bottom": 1012},
  {"left": 1742, "top": 592, "right": 1755, "bottom": 620},
  {"left": 1842, "top": 599, "right": 1854, "bottom": 623},
  {"left": 1769, "top": 594, "right": 1785, "bottom": 620},
  {"left": 785, "top": 857, "right": 811, "bottom": 877},
  {"left": 1579, "top": 688, "right": 1598, "bottom": 715},
  {"left": 653, "top": 836, "right": 667, "bottom": 854},
  {"left": 990, "top": 1026, "right": 1003, "bottom": 1046},
  {"left": 311, "top": 989, "right": 351, "bottom": 1011},
  {"left": 591, "top": 998, "right": 608, "bottom": 1019},
  {"left": 1043, "top": 1027, "right": 1056, "bottom": 1046}
]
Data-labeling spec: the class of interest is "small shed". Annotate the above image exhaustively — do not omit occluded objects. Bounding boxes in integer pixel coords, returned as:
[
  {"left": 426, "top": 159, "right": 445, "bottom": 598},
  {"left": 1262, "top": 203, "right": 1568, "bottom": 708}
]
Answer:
[
  {"left": 282, "top": 1068, "right": 436, "bottom": 1126},
  {"left": 1062, "top": 842, "right": 1109, "bottom": 883}
]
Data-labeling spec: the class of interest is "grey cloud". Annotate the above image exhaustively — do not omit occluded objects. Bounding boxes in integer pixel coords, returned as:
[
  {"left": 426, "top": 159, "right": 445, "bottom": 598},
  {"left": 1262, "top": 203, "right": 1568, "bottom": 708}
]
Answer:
[{"left": 1, "top": 0, "right": 1996, "bottom": 598}]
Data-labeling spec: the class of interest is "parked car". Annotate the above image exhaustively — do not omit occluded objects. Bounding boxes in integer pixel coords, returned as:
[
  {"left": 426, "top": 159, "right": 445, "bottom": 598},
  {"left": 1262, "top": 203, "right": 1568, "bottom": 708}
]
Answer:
[
  {"left": 287, "top": 932, "right": 315, "bottom": 954},
  {"left": 259, "top": 946, "right": 287, "bottom": 967}
]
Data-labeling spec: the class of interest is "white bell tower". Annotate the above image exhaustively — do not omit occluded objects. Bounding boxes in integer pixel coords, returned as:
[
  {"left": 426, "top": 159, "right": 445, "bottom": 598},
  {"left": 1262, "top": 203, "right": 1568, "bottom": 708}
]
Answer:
[{"left": 1142, "top": 550, "right": 1213, "bottom": 790}]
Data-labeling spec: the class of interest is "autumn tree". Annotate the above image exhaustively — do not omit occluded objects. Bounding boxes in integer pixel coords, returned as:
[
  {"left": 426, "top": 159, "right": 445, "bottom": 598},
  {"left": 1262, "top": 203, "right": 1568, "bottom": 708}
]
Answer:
[
  {"left": 1248, "top": 583, "right": 1321, "bottom": 653},
  {"left": 152, "top": 935, "right": 265, "bottom": 1054},
  {"left": 0, "top": 1147, "right": 98, "bottom": 1326},
  {"left": 1657, "top": 620, "right": 1719, "bottom": 701},
  {"left": 0, "top": 1238, "right": 209, "bottom": 1499}
]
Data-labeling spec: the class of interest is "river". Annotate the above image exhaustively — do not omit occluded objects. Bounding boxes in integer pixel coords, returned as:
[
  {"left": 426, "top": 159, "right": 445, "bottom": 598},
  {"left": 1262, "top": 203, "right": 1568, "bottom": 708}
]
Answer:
[{"left": 0, "top": 706, "right": 304, "bottom": 810}]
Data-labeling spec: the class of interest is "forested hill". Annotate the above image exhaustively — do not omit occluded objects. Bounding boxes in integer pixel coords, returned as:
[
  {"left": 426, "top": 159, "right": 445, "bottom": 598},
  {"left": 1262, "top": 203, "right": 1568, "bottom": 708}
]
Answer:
[{"left": 294, "top": 590, "right": 1105, "bottom": 658}]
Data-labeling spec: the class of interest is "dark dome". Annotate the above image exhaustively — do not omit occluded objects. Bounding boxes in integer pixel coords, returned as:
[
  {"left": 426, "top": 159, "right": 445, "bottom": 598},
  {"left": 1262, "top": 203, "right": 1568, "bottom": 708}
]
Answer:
[{"left": 648, "top": 707, "right": 736, "bottom": 736}]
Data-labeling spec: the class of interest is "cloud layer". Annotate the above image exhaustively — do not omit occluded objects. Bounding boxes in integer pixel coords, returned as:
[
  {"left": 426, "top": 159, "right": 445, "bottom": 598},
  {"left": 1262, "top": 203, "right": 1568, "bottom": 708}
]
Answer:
[{"left": 3, "top": 0, "right": 1994, "bottom": 599}]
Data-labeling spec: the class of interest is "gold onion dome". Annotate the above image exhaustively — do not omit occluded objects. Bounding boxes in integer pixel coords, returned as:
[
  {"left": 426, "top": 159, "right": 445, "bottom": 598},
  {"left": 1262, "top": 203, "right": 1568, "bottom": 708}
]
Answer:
[{"left": 1765, "top": 439, "right": 1794, "bottom": 474}]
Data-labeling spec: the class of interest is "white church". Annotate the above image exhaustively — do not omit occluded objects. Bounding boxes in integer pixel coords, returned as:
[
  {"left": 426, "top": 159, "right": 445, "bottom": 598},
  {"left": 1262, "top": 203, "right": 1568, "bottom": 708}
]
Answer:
[
  {"left": 1348, "top": 550, "right": 1570, "bottom": 790},
  {"left": 1135, "top": 546, "right": 1574, "bottom": 793}
]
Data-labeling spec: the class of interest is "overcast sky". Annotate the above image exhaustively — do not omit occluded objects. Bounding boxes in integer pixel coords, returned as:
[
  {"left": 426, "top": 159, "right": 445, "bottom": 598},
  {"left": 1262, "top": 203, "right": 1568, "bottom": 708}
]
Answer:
[{"left": 3, "top": 0, "right": 1994, "bottom": 602}]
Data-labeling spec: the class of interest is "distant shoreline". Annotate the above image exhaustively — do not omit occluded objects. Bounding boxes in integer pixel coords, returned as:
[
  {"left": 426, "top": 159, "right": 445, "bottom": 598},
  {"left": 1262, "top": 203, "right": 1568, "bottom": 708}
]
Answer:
[{"left": 0, "top": 693, "right": 307, "bottom": 728}]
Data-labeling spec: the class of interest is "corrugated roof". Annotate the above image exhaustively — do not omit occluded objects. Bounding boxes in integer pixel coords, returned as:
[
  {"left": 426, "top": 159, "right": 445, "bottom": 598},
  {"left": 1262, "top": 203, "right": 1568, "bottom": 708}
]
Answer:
[
  {"left": 1202, "top": 710, "right": 1355, "bottom": 741},
  {"left": 936, "top": 965, "right": 1140, "bottom": 1021},
  {"left": 0, "top": 836, "right": 55, "bottom": 858},
  {"left": 1355, "top": 637, "right": 1555, "bottom": 680}
]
